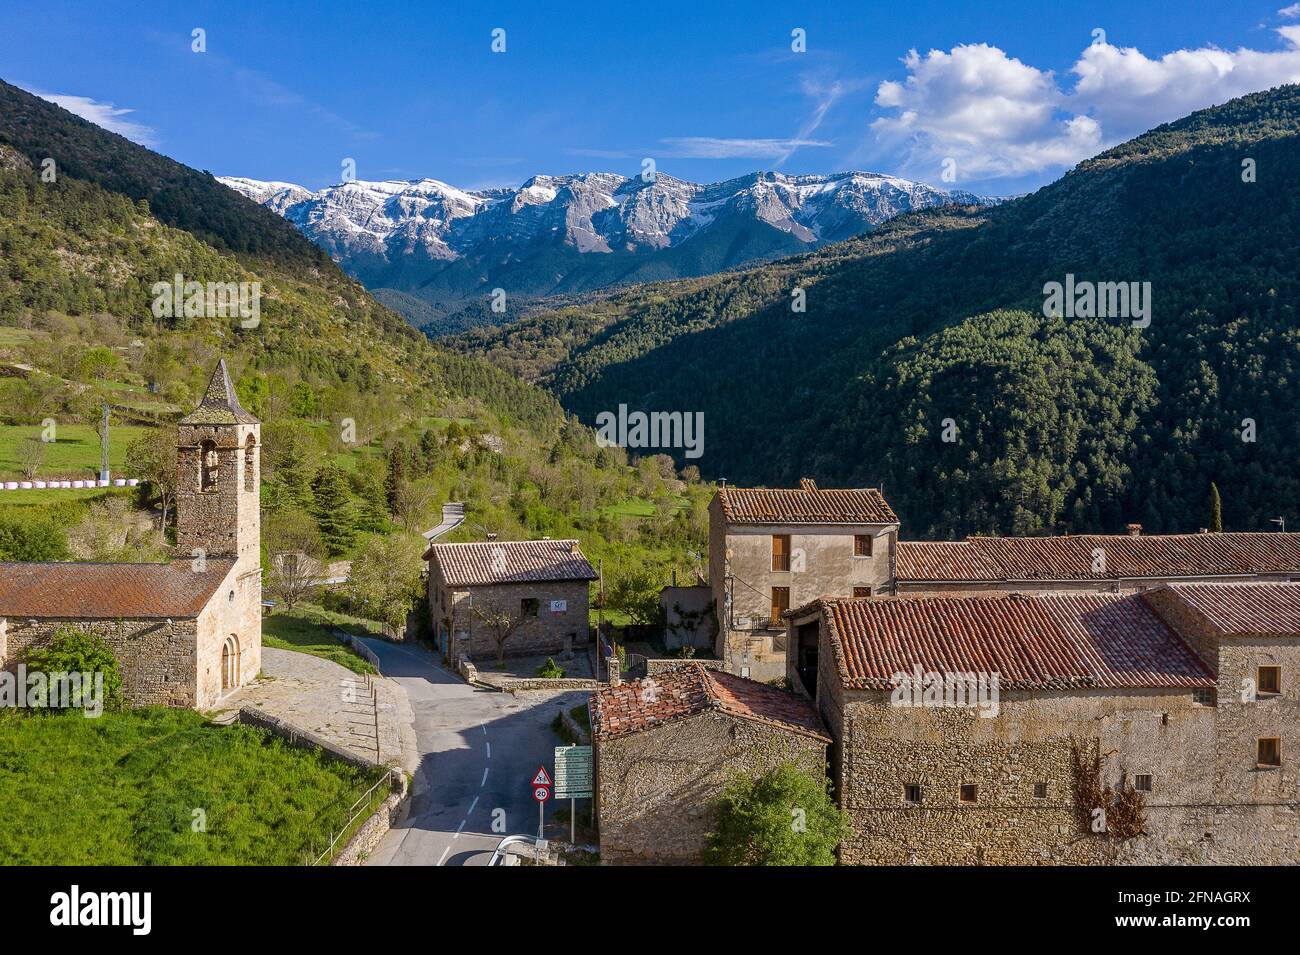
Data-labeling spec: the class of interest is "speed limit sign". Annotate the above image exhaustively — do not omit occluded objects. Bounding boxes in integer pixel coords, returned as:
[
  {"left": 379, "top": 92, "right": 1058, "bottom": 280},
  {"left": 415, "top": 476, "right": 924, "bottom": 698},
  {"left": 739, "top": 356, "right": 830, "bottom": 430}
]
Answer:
[{"left": 533, "top": 786, "right": 550, "bottom": 802}]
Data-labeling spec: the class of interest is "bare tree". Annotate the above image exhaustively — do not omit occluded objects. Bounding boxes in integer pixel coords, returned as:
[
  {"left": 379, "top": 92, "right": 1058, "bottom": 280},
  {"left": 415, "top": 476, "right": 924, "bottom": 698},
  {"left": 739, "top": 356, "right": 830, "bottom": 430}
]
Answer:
[
  {"left": 19, "top": 435, "right": 45, "bottom": 480},
  {"left": 264, "top": 508, "right": 326, "bottom": 611},
  {"left": 125, "top": 429, "right": 177, "bottom": 531},
  {"left": 394, "top": 477, "right": 438, "bottom": 532},
  {"left": 471, "top": 603, "right": 523, "bottom": 663}
]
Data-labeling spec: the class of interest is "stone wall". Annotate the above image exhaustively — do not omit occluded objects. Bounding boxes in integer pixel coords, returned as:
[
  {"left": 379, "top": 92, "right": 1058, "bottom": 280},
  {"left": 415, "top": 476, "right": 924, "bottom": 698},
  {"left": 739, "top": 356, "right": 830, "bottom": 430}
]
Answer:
[
  {"left": 835, "top": 682, "right": 1300, "bottom": 865},
  {"left": 2, "top": 616, "right": 202, "bottom": 707},
  {"left": 175, "top": 421, "right": 260, "bottom": 577},
  {"left": 596, "top": 709, "right": 827, "bottom": 865},
  {"left": 438, "top": 578, "right": 591, "bottom": 661},
  {"left": 195, "top": 564, "right": 262, "bottom": 709}
]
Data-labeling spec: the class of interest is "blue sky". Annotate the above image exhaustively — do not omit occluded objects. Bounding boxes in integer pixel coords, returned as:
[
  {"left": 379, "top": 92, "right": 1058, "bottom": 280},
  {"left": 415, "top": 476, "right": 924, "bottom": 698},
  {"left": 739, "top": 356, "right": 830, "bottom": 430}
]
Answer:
[{"left": 4, "top": 1, "right": 1300, "bottom": 194}]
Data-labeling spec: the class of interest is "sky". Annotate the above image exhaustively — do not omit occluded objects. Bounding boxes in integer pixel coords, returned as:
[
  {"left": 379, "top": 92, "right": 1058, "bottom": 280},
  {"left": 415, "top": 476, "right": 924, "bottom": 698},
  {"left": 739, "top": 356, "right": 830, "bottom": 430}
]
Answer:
[{"left": 4, "top": 1, "right": 1300, "bottom": 195}]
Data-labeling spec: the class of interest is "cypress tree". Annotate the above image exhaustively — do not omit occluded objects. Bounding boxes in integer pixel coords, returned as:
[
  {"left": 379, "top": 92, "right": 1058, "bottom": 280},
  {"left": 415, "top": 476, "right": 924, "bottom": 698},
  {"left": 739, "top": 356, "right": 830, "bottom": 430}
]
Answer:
[{"left": 1209, "top": 482, "right": 1223, "bottom": 533}]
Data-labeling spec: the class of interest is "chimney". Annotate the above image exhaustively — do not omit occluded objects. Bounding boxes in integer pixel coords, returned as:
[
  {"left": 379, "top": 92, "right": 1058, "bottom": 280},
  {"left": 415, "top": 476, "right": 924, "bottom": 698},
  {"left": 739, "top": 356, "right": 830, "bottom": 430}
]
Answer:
[
  {"left": 570, "top": 541, "right": 581, "bottom": 555},
  {"left": 1126, "top": 523, "right": 1142, "bottom": 537},
  {"left": 800, "top": 478, "right": 818, "bottom": 492},
  {"left": 486, "top": 532, "right": 497, "bottom": 542},
  {"left": 718, "top": 477, "right": 727, "bottom": 488}
]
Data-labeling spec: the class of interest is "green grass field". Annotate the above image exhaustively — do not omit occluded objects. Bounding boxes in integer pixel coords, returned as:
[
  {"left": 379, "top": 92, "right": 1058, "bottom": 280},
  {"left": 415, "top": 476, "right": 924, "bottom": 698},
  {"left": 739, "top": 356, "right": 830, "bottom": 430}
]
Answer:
[
  {"left": 0, "top": 423, "right": 151, "bottom": 481},
  {"left": 263, "top": 605, "right": 380, "bottom": 674},
  {"left": 0, "top": 707, "right": 386, "bottom": 865}
]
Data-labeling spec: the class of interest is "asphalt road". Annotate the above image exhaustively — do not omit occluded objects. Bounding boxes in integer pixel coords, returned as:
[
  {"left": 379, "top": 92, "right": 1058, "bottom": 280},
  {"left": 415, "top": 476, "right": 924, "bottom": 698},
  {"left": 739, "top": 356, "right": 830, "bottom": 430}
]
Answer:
[{"left": 358, "top": 638, "right": 586, "bottom": 866}]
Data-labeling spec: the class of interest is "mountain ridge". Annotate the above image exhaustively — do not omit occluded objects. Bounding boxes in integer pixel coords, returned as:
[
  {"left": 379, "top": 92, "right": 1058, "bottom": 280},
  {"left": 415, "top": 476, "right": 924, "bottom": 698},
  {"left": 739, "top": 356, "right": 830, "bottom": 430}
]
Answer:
[{"left": 220, "top": 169, "right": 997, "bottom": 329}]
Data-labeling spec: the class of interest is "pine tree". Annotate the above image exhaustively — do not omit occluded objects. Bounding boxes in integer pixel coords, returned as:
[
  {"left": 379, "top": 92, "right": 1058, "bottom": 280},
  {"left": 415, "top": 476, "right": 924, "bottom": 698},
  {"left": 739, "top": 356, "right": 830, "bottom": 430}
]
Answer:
[
  {"left": 384, "top": 443, "right": 408, "bottom": 515},
  {"left": 1209, "top": 482, "right": 1223, "bottom": 533},
  {"left": 312, "top": 464, "right": 357, "bottom": 555}
]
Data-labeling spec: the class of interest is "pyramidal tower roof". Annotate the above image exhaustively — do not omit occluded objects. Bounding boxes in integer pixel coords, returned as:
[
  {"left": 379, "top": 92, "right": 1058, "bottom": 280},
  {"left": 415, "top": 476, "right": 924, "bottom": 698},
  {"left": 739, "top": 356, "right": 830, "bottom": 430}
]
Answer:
[{"left": 179, "top": 358, "right": 259, "bottom": 425}]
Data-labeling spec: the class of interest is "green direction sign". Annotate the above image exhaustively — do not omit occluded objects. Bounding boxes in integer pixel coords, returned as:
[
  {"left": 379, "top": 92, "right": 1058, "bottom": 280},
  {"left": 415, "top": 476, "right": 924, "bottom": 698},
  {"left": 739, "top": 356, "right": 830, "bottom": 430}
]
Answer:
[{"left": 554, "top": 745, "right": 592, "bottom": 799}]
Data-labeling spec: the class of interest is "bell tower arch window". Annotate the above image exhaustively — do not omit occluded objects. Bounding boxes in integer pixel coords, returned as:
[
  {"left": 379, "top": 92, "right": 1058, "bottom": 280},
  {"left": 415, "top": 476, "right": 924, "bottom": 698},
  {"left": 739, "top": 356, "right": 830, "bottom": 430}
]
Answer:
[{"left": 199, "top": 440, "right": 219, "bottom": 491}]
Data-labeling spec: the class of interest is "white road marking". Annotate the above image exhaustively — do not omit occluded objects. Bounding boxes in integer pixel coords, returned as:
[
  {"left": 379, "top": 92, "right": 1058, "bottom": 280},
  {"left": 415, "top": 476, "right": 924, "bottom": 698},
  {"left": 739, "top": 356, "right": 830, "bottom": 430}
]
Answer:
[
  {"left": 486, "top": 741, "right": 491, "bottom": 758},
  {"left": 454, "top": 819, "right": 466, "bottom": 839},
  {"left": 481, "top": 767, "right": 489, "bottom": 786},
  {"left": 468, "top": 796, "right": 479, "bottom": 814},
  {"left": 437, "top": 846, "right": 450, "bottom": 866}
]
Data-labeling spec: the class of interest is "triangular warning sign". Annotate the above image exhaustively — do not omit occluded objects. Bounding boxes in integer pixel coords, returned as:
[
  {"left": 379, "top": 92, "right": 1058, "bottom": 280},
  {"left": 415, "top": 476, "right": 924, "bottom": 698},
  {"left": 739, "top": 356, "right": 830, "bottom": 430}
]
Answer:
[{"left": 532, "top": 766, "right": 553, "bottom": 786}]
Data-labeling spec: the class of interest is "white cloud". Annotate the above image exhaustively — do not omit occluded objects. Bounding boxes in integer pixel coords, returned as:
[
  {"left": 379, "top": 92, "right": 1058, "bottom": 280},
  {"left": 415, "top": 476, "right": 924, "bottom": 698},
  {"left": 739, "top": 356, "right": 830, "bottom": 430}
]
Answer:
[
  {"left": 872, "top": 29, "right": 1300, "bottom": 181},
  {"left": 31, "top": 91, "right": 158, "bottom": 147},
  {"left": 660, "top": 137, "right": 832, "bottom": 159},
  {"left": 1281, "top": 4, "right": 1300, "bottom": 20}
]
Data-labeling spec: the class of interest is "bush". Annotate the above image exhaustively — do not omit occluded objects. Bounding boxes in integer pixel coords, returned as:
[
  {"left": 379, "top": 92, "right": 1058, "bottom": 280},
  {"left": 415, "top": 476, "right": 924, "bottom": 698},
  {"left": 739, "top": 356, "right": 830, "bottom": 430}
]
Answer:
[
  {"left": 536, "top": 657, "right": 565, "bottom": 679},
  {"left": 703, "top": 762, "right": 849, "bottom": 866},
  {"left": 22, "top": 627, "right": 124, "bottom": 712},
  {"left": 0, "top": 513, "right": 69, "bottom": 561}
]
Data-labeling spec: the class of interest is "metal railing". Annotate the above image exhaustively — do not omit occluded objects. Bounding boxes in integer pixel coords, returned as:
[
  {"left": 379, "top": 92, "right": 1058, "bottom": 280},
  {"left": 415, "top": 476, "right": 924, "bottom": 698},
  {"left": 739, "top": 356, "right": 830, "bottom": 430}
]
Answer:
[{"left": 306, "top": 771, "right": 394, "bottom": 866}]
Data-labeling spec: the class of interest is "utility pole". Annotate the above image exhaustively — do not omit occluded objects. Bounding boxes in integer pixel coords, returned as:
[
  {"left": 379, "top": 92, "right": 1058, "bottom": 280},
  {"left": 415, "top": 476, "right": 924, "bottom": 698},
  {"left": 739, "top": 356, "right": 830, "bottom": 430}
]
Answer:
[{"left": 99, "top": 403, "right": 110, "bottom": 482}]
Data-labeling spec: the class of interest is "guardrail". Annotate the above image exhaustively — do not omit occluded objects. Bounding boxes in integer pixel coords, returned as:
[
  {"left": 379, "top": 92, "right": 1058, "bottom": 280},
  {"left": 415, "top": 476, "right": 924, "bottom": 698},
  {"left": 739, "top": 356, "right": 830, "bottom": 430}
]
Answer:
[{"left": 307, "top": 771, "right": 395, "bottom": 866}]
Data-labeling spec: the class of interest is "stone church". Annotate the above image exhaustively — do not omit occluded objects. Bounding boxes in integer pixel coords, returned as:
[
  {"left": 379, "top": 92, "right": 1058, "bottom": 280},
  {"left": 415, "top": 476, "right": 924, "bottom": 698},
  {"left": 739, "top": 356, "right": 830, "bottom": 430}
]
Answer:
[{"left": 0, "top": 359, "right": 262, "bottom": 709}]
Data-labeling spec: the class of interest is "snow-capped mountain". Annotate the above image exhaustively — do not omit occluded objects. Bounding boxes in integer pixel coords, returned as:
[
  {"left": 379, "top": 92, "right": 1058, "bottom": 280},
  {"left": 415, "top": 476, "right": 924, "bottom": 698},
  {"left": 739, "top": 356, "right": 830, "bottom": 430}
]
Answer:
[{"left": 219, "top": 170, "right": 995, "bottom": 330}]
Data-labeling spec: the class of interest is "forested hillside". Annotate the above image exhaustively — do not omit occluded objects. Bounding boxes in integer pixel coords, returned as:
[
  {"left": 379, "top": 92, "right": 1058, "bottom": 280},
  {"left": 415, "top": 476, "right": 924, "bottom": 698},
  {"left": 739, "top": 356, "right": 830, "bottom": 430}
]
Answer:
[
  {"left": 0, "top": 79, "right": 708, "bottom": 616},
  {"left": 454, "top": 86, "right": 1300, "bottom": 538}
]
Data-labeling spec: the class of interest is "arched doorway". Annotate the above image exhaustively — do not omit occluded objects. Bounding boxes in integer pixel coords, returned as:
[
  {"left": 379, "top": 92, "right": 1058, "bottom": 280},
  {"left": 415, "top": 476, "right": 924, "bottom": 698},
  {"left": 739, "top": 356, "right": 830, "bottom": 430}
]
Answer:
[{"left": 221, "top": 635, "right": 241, "bottom": 691}]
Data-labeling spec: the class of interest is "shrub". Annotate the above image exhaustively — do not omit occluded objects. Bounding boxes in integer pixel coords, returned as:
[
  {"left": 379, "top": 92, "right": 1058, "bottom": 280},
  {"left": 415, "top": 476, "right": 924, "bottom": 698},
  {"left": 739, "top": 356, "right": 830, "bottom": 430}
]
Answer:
[
  {"left": 536, "top": 657, "right": 565, "bottom": 679},
  {"left": 703, "top": 762, "right": 849, "bottom": 866},
  {"left": 0, "top": 513, "right": 69, "bottom": 561},
  {"left": 22, "top": 627, "right": 124, "bottom": 712}
]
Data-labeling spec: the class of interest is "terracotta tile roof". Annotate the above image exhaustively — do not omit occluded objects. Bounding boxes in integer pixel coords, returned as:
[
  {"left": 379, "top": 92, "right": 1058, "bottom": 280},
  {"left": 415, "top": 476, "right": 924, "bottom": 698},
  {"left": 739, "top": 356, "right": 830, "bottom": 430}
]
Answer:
[
  {"left": 179, "top": 359, "right": 258, "bottom": 426},
  {"left": 424, "top": 539, "right": 597, "bottom": 586},
  {"left": 0, "top": 559, "right": 236, "bottom": 619},
  {"left": 820, "top": 592, "right": 1215, "bottom": 691},
  {"left": 1160, "top": 582, "right": 1300, "bottom": 636},
  {"left": 591, "top": 663, "right": 829, "bottom": 742},
  {"left": 717, "top": 482, "right": 897, "bottom": 525},
  {"left": 894, "top": 541, "right": 1003, "bottom": 581},
  {"left": 895, "top": 532, "right": 1300, "bottom": 582}
]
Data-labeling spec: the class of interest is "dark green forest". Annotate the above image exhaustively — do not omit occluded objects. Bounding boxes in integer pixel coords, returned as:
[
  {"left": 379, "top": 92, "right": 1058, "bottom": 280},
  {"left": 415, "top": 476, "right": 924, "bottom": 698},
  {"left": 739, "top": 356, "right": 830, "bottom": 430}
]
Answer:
[{"left": 454, "top": 86, "right": 1300, "bottom": 538}]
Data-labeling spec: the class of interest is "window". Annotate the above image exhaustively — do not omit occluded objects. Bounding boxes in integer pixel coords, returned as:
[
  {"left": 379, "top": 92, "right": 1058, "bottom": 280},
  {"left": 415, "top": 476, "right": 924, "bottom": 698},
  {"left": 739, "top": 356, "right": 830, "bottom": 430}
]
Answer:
[
  {"left": 1258, "top": 737, "right": 1281, "bottom": 768},
  {"left": 199, "top": 440, "right": 219, "bottom": 491},
  {"left": 770, "top": 587, "right": 790, "bottom": 627},
  {"left": 853, "top": 587, "right": 872, "bottom": 598},
  {"left": 1192, "top": 687, "right": 1216, "bottom": 706},
  {"left": 959, "top": 783, "right": 978, "bottom": 803},
  {"left": 521, "top": 598, "right": 539, "bottom": 617},
  {"left": 243, "top": 434, "right": 257, "bottom": 492},
  {"left": 771, "top": 535, "right": 790, "bottom": 571},
  {"left": 1258, "top": 666, "right": 1281, "bottom": 696},
  {"left": 1133, "top": 774, "right": 1153, "bottom": 793},
  {"left": 904, "top": 784, "right": 922, "bottom": 804},
  {"left": 1033, "top": 782, "right": 1048, "bottom": 799},
  {"left": 854, "top": 534, "right": 873, "bottom": 557}
]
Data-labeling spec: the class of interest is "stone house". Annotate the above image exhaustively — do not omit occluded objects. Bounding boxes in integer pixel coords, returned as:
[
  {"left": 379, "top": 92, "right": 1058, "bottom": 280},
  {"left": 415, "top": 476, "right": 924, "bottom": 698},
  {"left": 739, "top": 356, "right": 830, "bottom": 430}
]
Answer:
[
  {"left": 785, "top": 583, "right": 1300, "bottom": 865},
  {"left": 426, "top": 538, "right": 597, "bottom": 661},
  {"left": 0, "top": 360, "right": 262, "bottom": 709},
  {"left": 710, "top": 479, "right": 898, "bottom": 682},
  {"left": 590, "top": 662, "right": 830, "bottom": 864}
]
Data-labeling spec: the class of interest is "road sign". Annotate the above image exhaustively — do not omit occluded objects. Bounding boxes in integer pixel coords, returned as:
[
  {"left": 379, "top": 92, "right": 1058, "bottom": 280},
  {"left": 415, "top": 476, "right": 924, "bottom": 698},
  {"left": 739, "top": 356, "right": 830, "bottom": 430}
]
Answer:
[
  {"left": 531, "top": 766, "right": 553, "bottom": 787},
  {"left": 554, "top": 745, "right": 593, "bottom": 799},
  {"left": 533, "top": 785, "right": 550, "bottom": 802}
]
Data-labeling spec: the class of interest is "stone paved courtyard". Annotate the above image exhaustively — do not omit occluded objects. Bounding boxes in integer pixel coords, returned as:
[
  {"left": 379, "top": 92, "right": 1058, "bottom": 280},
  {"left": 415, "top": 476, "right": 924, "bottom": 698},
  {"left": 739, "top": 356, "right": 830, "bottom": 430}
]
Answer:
[{"left": 220, "top": 647, "right": 413, "bottom": 767}]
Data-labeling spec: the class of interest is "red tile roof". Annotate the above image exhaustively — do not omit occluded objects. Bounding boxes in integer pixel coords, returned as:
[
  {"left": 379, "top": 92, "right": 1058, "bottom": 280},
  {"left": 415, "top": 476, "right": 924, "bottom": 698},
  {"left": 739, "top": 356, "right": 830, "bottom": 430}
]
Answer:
[
  {"left": 820, "top": 592, "right": 1215, "bottom": 691},
  {"left": 0, "top": 559, "right": 236, "bottom": 619},
  {"left": 591, "top": 663, "right": 829, "bottom": 742},
  {"left": 1160, "top": 582, "right": 1300, "bottom": 636},
  {"left": 424, "top": 539, "right": 597, "bottom": 586},
  {"left": 717, "top": 484, "right": 898, "bottom": 525},
  {"left": 894, "top": 541, "right": 1002, "bottom": 581},
  {"left": 896, "top": 532, "right": 1300, "bottom": 582}
]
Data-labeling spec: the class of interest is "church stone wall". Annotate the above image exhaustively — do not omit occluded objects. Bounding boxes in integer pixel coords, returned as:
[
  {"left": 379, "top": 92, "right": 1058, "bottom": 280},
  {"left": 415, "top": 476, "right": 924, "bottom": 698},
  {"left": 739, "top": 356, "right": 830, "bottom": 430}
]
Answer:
[{"left": 2, "top": 616, "right": 202, "bottom": 707}]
